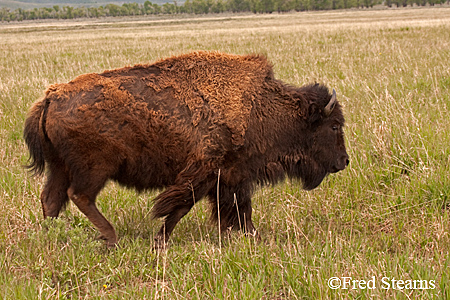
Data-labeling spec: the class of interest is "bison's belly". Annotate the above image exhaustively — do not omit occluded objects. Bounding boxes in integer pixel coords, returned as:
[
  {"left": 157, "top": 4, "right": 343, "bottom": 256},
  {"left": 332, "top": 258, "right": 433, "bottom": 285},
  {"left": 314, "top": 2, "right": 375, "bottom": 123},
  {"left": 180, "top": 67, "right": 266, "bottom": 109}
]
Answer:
[{"left": 112, "top": 151, "right": 188, "bottom": 192}]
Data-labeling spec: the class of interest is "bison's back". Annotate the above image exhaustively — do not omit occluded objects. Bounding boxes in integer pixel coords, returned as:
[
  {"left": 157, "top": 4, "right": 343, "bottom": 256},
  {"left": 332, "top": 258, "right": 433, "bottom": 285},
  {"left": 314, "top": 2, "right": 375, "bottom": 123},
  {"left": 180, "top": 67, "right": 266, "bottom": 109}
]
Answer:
[{"left": 103, "top": 51, "right": 273, "bottom": 147}]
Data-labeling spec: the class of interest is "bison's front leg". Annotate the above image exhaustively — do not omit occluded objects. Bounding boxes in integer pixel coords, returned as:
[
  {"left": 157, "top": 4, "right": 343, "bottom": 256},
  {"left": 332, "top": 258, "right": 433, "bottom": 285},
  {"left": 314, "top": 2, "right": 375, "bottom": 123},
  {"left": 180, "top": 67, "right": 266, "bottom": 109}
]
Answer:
[
  {"left": 152, "top": 164, "right": 217, "bottom": 250},
  {"left": 153, "top": 204, "right": 193, "bottom": 251},
  {"left": 208, "top": 180, "right": 258, "bottom": 237},
  {"left": 152, "top": 184, "right": 196, "bottom": 251}
]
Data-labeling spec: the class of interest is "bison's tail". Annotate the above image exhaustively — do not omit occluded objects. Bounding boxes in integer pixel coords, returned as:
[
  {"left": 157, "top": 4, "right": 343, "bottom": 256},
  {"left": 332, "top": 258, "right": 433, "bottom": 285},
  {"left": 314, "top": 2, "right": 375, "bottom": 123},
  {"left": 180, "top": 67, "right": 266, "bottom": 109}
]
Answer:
[{"left": 23, "top": 97, "right": 50, "bottom": 176}]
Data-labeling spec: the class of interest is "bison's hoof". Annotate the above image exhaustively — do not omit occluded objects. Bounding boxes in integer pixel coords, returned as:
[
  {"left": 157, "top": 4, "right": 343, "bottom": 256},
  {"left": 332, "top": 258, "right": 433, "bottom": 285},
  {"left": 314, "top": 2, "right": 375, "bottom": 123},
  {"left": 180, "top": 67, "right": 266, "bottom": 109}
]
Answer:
[
  {"left": 244, "top": 229, "right": 261, "bottom": 241},
  {"left": 96, "top": 234, "right": 117, "bottom": 248},
  {"left": 153, "top": 236, "right": 169, "bottom": 252}
]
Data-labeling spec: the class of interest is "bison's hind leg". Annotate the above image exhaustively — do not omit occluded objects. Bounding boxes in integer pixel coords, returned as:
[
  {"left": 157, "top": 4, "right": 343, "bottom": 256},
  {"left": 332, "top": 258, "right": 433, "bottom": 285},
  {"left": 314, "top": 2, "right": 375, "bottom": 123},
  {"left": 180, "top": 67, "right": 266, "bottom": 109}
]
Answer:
[
  {"left": 67, "top": 177, "right": 117, "bottom": 248},
  {"left": 40, "top": 162, "right": 71, "bottom": 218}
]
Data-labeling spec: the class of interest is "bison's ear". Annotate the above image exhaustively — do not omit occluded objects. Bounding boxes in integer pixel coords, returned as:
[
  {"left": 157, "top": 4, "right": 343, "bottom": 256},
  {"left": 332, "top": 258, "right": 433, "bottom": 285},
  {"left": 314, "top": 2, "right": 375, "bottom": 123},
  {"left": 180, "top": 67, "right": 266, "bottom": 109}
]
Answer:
[{"left": 307, "top": 102, "right": 322, "bottom": 125}]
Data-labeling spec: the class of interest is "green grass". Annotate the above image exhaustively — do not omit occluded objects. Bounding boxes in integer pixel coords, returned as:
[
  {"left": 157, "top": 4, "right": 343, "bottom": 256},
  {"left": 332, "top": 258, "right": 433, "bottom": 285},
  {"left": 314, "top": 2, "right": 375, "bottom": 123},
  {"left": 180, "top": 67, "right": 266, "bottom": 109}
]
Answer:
[{"left": 1, "top": 8, "right": 450, "bottom": 299}]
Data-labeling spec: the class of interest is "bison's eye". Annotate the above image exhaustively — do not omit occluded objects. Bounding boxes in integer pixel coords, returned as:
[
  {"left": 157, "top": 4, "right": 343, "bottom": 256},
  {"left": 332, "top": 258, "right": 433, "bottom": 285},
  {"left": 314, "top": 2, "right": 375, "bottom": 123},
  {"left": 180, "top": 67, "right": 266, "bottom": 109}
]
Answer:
[{"left": 332, "top": 125, "right": 339, "bottom": 131}]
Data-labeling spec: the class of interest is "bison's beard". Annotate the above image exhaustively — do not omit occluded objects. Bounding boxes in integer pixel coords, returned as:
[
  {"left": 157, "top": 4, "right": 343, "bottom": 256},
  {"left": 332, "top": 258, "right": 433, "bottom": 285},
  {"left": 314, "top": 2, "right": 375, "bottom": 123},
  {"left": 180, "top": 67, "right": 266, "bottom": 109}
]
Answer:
[
  {"left": 280, "top": 155, "right": 329, "bottom": 190},
  {"left": 294, "top": 160, "right": 329, "bottom": 191},
  {"left": 301, "top": 171, "right": 328, "bottom": 190}
]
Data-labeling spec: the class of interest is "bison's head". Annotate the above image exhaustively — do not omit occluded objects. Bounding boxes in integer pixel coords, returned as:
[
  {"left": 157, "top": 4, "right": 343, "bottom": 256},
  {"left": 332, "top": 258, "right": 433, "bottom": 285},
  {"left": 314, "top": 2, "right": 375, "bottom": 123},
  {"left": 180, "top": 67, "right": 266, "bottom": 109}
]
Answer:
[{"left": 290, "top": 85, "right": 349, "bottom": 190}]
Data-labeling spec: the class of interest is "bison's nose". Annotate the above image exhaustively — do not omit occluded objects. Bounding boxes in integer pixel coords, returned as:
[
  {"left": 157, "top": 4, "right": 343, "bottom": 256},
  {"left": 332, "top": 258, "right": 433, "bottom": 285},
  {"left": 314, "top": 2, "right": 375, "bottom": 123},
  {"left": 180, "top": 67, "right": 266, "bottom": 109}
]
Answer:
[
  {"left": 332, "top": 154, "right": 349, "bottom": 173},
  {"left": 341, "top": 154, "right": 350, "bottom": 169}
]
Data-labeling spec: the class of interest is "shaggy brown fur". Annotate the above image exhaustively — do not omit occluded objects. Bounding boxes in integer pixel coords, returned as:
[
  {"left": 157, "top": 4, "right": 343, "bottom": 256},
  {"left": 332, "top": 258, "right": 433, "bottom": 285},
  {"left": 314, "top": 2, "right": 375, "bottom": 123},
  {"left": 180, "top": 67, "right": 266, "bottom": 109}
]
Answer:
[{"left": 24, "top": 51, "right": 349, "bottom": 249}]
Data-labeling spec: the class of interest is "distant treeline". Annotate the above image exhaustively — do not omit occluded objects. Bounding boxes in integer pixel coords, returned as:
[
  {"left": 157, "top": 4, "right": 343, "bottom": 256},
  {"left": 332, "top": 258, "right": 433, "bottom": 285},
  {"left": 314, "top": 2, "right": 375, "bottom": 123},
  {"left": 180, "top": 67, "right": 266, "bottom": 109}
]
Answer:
[{"left": 1, "top": 0, "right": 448, "bottom": 21}]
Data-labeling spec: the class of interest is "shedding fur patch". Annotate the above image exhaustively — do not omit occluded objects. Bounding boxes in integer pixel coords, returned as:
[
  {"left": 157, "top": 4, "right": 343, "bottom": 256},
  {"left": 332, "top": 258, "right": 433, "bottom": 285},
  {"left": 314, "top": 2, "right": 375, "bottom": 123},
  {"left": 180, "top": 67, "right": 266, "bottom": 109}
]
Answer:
[{"left": 146, "top": 51, "right": 274, "bottom": 146}]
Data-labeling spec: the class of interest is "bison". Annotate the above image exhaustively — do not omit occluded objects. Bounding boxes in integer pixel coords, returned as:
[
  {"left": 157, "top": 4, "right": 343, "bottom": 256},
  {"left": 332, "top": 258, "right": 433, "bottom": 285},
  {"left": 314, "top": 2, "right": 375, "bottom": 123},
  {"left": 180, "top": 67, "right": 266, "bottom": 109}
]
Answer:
[{"left": 24, "top": 51, "right": 349, "bottom": 249}]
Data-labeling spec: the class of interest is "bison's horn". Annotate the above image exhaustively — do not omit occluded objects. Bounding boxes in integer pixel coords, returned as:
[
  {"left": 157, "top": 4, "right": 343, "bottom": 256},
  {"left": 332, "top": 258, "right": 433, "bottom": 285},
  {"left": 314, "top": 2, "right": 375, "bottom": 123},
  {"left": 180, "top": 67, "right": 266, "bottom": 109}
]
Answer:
[{"left": 324, "top": 89, "right": 336, "bottom": 117}]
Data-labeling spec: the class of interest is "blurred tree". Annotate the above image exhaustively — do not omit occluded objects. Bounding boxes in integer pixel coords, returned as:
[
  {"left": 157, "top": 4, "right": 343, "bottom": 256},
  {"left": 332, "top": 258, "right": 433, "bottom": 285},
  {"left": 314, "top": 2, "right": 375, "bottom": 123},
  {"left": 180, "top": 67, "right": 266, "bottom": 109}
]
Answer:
[{"left": 3, "top": 0, "right": 445, "bottom": 22}]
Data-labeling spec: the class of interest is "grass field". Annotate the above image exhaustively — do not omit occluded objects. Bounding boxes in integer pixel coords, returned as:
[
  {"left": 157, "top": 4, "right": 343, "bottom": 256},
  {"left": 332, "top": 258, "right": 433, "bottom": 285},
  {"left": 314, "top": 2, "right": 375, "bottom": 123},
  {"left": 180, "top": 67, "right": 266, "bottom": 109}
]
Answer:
[{"left": 1, "top": 7, "right": 450, "bottom": 299}]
